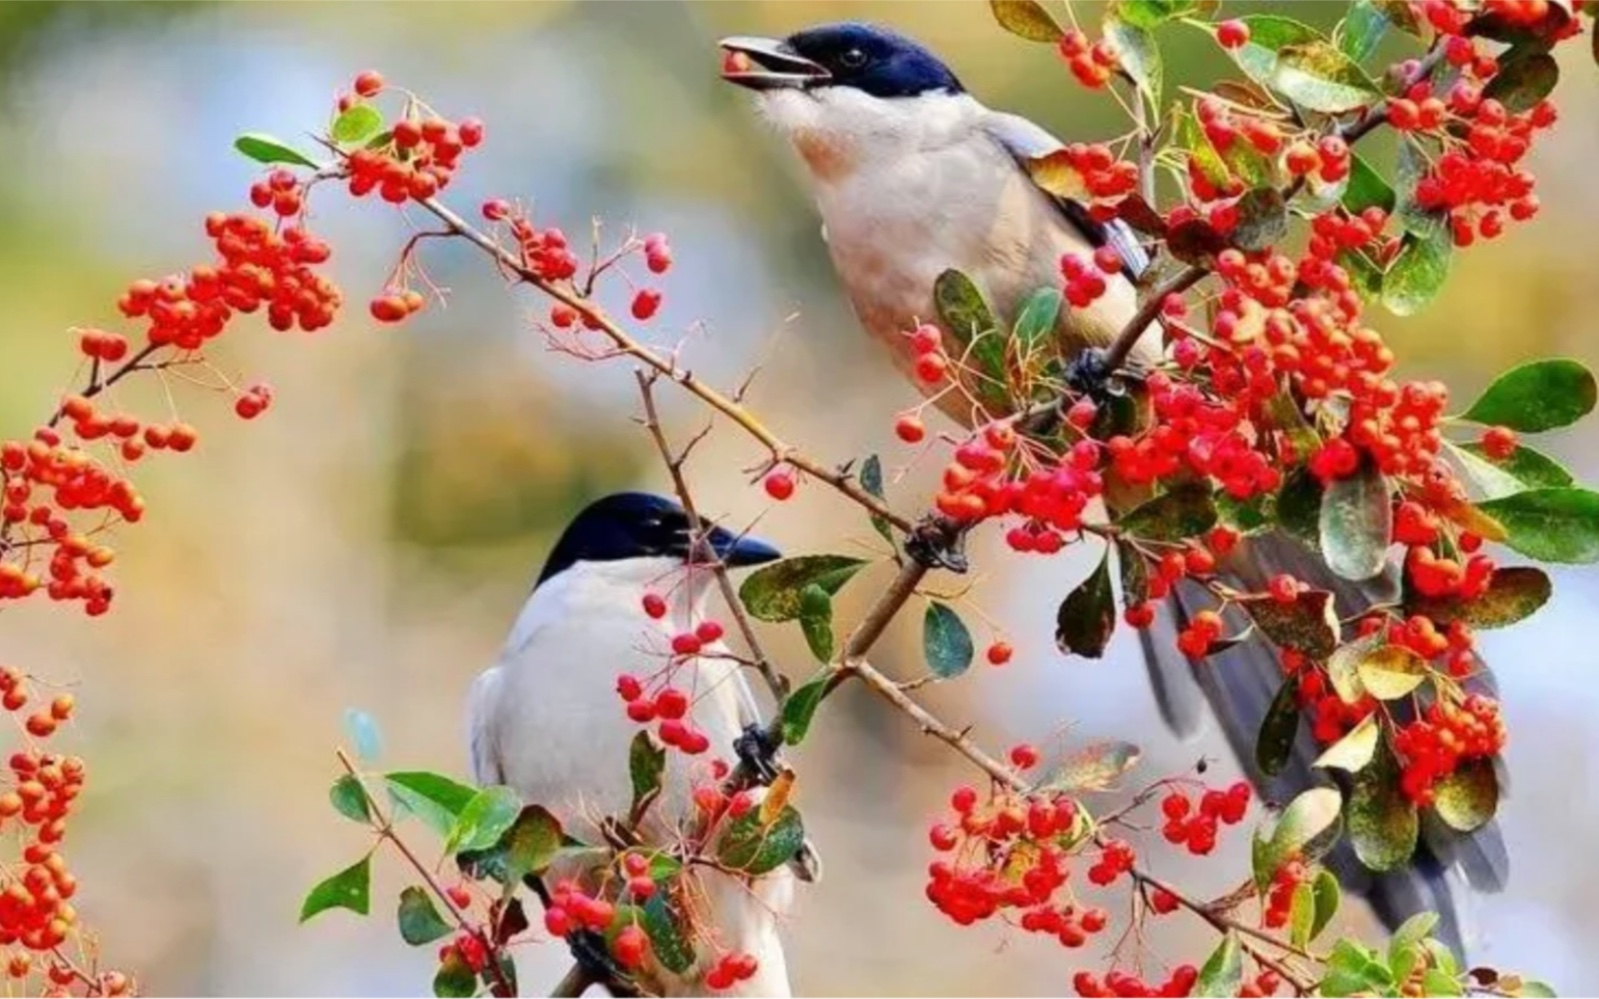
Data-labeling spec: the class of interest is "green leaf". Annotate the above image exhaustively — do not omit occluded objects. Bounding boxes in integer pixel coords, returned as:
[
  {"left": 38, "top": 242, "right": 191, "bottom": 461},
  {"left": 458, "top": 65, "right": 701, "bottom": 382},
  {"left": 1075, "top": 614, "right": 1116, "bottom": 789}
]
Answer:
[
  {"left": 1256, "top": 676, "right": 1300, "bottom": 778},
  {"left": 640, "top": 891, "right": 696, "bottom": 974},
  {"left": 923, "top": 602, "right": 974, "bottom": 679},
  {"left": 1242, "top": 589, "right": 1340, "bottom": 659},
  {"left": 989, "top": 0, "right": 1064, "bottom": 41},
  {"left": 1219, "top": 16, "right": 1323, "bottom": 89},
  {"left": 1254, "top": 786, "right": 1343, "bottom": 888},
  {"left": 457, "top": 805, "right": 564, "bottom": 888},
  {"left": 739, "top": 556, "right": 867, "bottom": 622},
  {"left": 780, "top": 676, "right": 828, "bottom": 746},
  {"left": 1389, "top": 912, "right": 1439, "bottom": 971},
  {"left": 1216, "top": 492, "right": 1272, "bottom": 534},
  {"left": 1383, "top": 229, "right": 1452, "bottom": 316},
  {"left": 1478, "top": 488, "right": 1599, "bottom": 563},
  {"left": 798, "top": 584, "right": 835, "bottom": 662},
  {"left": 1311, "top": 868, "right": 1341, "bottom": 940},
  {"left": 860, "top": 454, "right": 894, "bottom": 546},
  {"left": 1012, "top": 287, "right": 1063, "bottom": 355},
  {"left": 1483, "top": 49, "right": 1559, "bottom": 113},
  {"left": 935, "top": 268, "right": 999, "bottom": 344},
  {"left": 1348, "top": 736, "right": 1418, "bottom": 872},
  {"left": 717, "top": 804, "right": 806, "bottom": 875},
  {"left": 630, "top": 731, "right": 666, "bottom": 814},
  {"left": 1179, "top": 108, "right": 1231, "bottom": 190},
  {"left": 1055, "top": 550, "right": 1116, "bottom": 658},
  {"left": 1342, "top": 152, "right": 1396, "bottom": 215},
  {"left": 1105, "top": 14, "right": 1162, "bottom": 104},
  {"left": 1195, "top": 931, "right": 1243, "bottom": 998},
  {"left": 1320, "top": 459, "right": 1392, "bottom": 581},
  {"left": 1326, "top": 634, "right": 1381, "bottom": 704},
  {"left": 1356, "top": 645, "right": 1428, "bottom": 700},
  {"left": 1119, "top": 481, "right": 1217, "bottom": 542},
  {"left": 1275, "top": 39, "right": 1383, "bottom": 112},
  {"left": 1520, "top": 980, "right": 1559, "bottom": 997},
  {"left": 398, "top": 886, "right": 453, "bottom": 946},
  {"left": 1338, "top": 0, "right": 1390, "bottom": 63},
  {"left": 300, "top": 856, "right": 371, "bottom": 922},
  {"left": 1278, "top": 467, "right": 1324, "bottom": 550},
  {"left": 330, "top": 775, "right": 372, "bottom": 824},
  {"left": 1289, "top": 880, "right": 1316, "bottom": 950},
  {"left": 386, "top": 771, "right": 478, "bottom": 838},
  {"left": 331, "top": 104, "right": 385, "bottom": 145},
  {"left": 234, "top": 132, "right": 319, "bottom": 168},
  {"left": 1454, "top": 441, "right": 1574, "bottom": 496},
  {"left": 1406, "top": 565, "right": 1551, "bottom": 629},
  {"left": 1423, "top": 969, "right": 1466, "bottom": 997},
  {"left": 1322, "top": 939, "right": 1396, "bottom": 997},
  {"left": 1036, "top": 740, "right": 1141, "bottom": 793},
  {"left": 1112, "top": 0, "right": 1204, "bottom": 29},
  {"left": 1116, "top": 541, "right": 1149, "bottom": 605},
  {"left": 1338, "top": 248, "right": 1385, "bottom": 302},
  {"left": 1233, "top": 187, "right": 1288, "bottom": 252},
  {"left": 1314, "top": 713, "right": 1381, "bottom": 772},
  {"left": 448, "top": 786, "right": 523, "bottom": 854},
  {"left": 1460, "top": 359, "right": 1597, "bottom": 432},
  {"left": 432, "top": 949, "right": 476, "bottom": 998},
  {"left": 1433, "top": 757, "right": 1499, "bottom": 832}
]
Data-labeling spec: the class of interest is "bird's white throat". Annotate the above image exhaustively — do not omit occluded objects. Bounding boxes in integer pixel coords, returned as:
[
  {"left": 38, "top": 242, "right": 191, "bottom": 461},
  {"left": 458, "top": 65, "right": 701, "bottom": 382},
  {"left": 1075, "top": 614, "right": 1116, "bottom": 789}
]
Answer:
[{"left": 754, "top": 88, "right": 987, "bottom": 183}]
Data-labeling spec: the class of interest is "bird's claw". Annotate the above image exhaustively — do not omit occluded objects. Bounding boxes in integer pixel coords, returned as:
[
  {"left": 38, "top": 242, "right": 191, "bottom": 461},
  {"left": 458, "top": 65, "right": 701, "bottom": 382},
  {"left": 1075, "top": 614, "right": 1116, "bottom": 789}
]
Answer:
[
  {"left": 734, "top": 723, "right": 783, "bottom": 784},
  {"left": 1064, "top": 347, "right": 1116, "bottom": 402},
  {"left": 567, "top": 928, "right": 635, "bottom": 991},
  {"left": 905, "top": 518, "right": 968, "bottom": 574}
]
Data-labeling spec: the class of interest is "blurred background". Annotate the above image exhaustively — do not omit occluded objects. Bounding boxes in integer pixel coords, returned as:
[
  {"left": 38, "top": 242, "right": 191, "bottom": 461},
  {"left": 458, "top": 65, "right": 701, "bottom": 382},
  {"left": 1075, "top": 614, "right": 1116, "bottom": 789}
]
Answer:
[{"left": 2, "top": 1, "right": 1596, "bottom": 994}]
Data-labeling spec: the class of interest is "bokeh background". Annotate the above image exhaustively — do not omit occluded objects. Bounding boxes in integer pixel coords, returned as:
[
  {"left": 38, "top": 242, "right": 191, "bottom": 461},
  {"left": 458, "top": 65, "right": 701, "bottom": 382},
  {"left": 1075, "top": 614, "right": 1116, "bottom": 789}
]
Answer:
[{"left": 3, "top": 1, "right": 1597, "bottom": 995}]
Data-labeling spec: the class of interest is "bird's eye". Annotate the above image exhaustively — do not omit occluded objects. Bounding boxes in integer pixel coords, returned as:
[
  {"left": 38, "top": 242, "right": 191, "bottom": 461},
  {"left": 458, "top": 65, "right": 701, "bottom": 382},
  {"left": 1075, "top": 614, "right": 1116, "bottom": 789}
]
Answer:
[{"left": 839, "top": 48, "right": 868, "bottom": 69}]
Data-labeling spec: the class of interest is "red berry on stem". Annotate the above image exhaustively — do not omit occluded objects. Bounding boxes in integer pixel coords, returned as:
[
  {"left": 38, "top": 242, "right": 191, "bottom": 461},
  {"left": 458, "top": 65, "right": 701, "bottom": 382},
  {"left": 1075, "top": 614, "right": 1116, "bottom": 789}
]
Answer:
[
  {"left": 764, "top": 470, "right": 795, "bottom": 501},
  {"left": 353, "top": 70, "right": 384, "bottom": 97}
]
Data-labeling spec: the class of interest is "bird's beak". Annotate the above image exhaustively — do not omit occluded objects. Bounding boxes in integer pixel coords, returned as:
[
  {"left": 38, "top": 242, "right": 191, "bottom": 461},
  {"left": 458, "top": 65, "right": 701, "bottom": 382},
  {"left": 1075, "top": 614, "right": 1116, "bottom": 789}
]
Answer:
[
  {"left": 719, "top": 36, "right": 830, "bottom": 91},
  {"left": 703, "top": 522, "right": 782, "bottom": 567}
]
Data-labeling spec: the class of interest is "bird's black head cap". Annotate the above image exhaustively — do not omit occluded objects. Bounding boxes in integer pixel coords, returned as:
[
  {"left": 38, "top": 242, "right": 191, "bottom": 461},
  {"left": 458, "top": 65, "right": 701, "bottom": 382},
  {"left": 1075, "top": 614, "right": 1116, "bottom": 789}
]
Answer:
[{"left": 536, "top": 492, "right": 781, "bottom": 586}]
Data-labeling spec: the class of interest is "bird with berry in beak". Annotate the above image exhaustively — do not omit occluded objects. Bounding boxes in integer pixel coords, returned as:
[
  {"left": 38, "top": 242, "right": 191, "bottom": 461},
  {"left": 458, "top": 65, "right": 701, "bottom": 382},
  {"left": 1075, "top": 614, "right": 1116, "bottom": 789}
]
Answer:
[{"left": 720, "top": 21, "right": 1506, "bottom": 954}]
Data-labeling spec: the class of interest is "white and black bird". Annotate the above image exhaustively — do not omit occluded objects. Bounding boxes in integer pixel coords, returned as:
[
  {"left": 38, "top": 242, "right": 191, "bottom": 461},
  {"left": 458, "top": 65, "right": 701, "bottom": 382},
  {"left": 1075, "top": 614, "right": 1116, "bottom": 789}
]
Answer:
[
  {"left": 468, "top": 492, "right": 800, "bottom": 996},
  {"left": 720, "top": 21, "right": 1507, "bottom": 953}
]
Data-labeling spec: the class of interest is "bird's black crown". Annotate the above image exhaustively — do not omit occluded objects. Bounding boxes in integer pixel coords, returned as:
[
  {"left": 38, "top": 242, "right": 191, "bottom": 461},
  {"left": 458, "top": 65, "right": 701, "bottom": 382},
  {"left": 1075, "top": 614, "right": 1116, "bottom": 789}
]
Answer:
[
  {"left": 786, "top": 22, "right": 964, "bottom": 98},
  {"left": 536, "top": 492, "right": 780, "bottom": 586}
]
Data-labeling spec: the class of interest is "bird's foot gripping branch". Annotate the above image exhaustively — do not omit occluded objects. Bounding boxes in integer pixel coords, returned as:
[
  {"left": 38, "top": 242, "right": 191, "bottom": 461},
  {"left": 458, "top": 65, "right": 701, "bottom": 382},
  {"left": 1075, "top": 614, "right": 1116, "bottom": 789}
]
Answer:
[{"left": 176, "top": 2, "right": 1589, "bottom": 997}]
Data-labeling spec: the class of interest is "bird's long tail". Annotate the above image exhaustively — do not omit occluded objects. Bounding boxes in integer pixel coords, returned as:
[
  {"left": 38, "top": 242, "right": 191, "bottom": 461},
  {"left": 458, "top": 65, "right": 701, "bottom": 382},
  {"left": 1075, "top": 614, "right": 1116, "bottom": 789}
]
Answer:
[{"left": 1137, "top": 529, "right": 1509, "bottom": 956}]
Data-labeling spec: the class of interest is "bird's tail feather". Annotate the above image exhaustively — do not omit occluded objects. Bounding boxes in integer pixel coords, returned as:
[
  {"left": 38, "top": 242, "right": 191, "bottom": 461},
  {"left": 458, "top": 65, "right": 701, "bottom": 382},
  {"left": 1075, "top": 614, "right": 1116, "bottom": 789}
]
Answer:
[{"left": 1140, "top": 529, "right": 1508, "bottom": 957}]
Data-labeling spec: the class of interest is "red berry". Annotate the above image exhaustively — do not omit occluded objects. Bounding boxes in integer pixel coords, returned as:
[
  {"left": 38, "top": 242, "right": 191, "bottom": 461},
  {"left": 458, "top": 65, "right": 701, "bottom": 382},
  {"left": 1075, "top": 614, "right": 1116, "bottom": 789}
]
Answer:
[
  {"left": 1217, "top": 19, "right": 1250, "bottom": 49},
  {"left": 670, "top": 634, "right": 702, "bottom": 657},
  {"left": 544, "top": 906, "right": 571, "bottom": 936},
  {"left": 616, "top": 674, "right": 644, "bottom": 702},
  {"left": 985, "top": 640, "right": 1013, "bottom": 666},
  {"left": 950, "top": 785, "right": 978, "bottom": 813},
  {"left": 353, "top": 70, "right": 384, "bottom": 97},
  {"left": 695, "top": 620, "right": 725, "bottom": 643},
  {"left": 763, "top": 470, "right": 795, "bottom": 501},
  {"left": 1481, "top": 425, "right": 1518, "bottom": 461},
  {"left": 458, "top": 118, "right": 485, "bottom": 147},
  {"left": 612, "top": 925, "right": 648, "bottom": 970},
  {"left": 482, "top": 199, "right": 511, "bottom": 221},
  {"left": 895, "top": 413, "right": 927, "bottom": 443},
  {"left": 656, "top": 687, "right": 689, "bottom": 720},
  {"left": 631, "top": 289, "right": 662, "bottom": 321},
  {"left": 1009, "top": 744, "right": 1039, "bottom": 770},
  {"left": 642, "top": 593, "right": 667, "bottom": 619},
  {"left": 914, "top": 352, "right": 948, "bottom": 384}
]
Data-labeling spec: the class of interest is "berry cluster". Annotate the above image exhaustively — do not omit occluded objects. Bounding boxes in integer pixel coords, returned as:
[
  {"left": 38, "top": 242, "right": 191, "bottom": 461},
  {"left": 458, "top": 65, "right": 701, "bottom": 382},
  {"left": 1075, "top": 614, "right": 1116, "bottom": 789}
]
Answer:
[
  {"left": 1157, "top": 782, "right": 1251, "bottom": 856},
  {"left": 1056, "top": 30, "right": 1119, "bottom": 89},
  {"left": 1071, "top": 965, "right": 1199, "bottom": 998},
  {"left": 1261, "top": 858, "right": 1310, "bottom": 930},
  {"left": 925, "top": 783, "right": 1090, "bottom": 939},
  {"left": 1393, "top": 695, "right": 1506, "bottom": 806},
  {"left": 341, "top": 70, "right": 484, "bottom": 206}
]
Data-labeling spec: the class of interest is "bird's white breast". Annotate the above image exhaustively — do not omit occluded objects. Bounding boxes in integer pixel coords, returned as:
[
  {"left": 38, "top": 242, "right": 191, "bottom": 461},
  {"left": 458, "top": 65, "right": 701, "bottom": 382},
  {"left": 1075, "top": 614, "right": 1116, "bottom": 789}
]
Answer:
[
  {"left": 482, "top": 559, "right": 751, "bottom": 841},
  {"left": 756, "top": 88, "right": 1139, "bottom": 417}
]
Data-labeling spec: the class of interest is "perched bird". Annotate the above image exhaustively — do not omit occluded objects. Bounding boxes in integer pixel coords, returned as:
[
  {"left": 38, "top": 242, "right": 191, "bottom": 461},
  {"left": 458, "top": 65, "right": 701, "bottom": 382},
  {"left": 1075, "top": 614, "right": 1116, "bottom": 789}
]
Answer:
[
  {"left": 720, "top": 22, "right": 1506, "bottom": 952},
  {"left": 467, "top": 492, "right": 798, "bottom": 996}
]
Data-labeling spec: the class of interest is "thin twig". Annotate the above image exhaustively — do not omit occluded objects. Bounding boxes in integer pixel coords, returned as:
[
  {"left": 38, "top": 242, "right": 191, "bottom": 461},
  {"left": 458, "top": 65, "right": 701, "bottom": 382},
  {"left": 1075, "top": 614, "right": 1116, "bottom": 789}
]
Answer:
[
  {"left": 634, "top": 369, "right": 788, "bottom": 703},
  {"left": 412, "top": 194, "right": 912, "bottom": 536}
]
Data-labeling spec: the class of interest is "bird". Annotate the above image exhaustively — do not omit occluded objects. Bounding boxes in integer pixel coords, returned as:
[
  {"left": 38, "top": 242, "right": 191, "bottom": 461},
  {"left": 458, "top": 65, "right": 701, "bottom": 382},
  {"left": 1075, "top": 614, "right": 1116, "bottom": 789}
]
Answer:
[
  {"left": 719, "top": 21, "right": 1506, "bottom": 954},
  {"left": 467, "top": 492, "right": 800, "bottom": 996}
]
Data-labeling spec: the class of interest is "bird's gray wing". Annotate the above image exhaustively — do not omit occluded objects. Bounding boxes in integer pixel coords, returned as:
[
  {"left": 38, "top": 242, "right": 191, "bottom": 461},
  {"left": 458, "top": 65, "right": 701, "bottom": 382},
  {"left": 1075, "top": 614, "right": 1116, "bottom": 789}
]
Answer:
[
  {"left": 983, "top": 111, "right": 1150, "bottom": 281},
  {"left": 466, "top": 666, "right": 505, "bottom": 786},
  {"left": 1147, "top": 530, "right": 1507, "bottom": 956}
]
